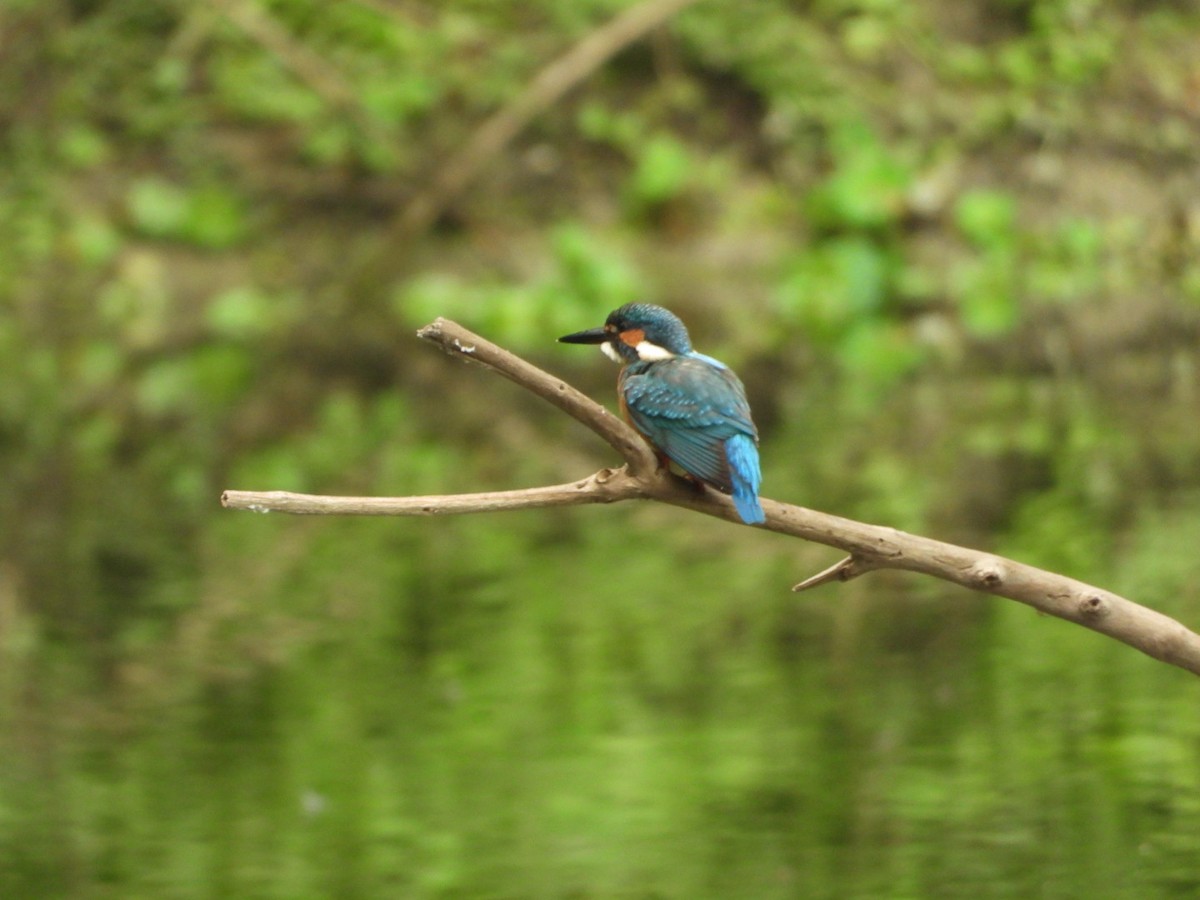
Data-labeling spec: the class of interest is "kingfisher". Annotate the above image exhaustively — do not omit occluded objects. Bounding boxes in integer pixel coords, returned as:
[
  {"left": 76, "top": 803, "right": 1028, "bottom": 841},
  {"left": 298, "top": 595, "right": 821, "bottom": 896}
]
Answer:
[{"left": 559, "top": 303, "right": 765, "bottom": 525}]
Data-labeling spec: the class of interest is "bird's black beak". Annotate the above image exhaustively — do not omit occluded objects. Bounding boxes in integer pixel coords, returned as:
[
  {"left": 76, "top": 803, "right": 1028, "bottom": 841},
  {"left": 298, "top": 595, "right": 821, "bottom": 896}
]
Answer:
[{"left": 558, "top": 326, "right": 608, "bottom": 345}]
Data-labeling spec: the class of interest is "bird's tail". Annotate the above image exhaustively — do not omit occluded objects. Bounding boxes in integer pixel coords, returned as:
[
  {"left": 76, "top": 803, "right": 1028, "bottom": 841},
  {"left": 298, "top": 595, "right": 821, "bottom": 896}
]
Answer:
[{"left": 725, "top": 434, "right": 765, "bottom": 525}]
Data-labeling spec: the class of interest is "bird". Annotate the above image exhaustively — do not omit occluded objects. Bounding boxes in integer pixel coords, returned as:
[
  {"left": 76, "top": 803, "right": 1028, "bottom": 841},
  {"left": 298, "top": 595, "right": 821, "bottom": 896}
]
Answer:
[{"left": 559, "top": 303, "right": 765, "bottom": 525}]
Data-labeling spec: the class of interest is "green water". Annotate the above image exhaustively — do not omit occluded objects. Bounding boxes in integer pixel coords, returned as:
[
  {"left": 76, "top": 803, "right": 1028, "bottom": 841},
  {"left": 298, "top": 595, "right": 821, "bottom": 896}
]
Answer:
[{"left": 4, "top": 491, "right": 1200, "bottom": 898}]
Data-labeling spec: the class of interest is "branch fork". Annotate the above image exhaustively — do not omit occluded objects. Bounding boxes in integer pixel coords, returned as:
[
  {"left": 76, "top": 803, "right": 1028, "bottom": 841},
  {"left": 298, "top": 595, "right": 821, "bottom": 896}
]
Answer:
[{"left": 222, "top": 317, "right": 1200, "bottom": 678}]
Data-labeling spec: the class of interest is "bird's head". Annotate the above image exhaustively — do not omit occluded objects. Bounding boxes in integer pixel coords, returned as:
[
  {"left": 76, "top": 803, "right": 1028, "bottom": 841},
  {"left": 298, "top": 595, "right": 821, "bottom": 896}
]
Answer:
[{"left": 558, "top": 303, "right": 693, "bottom": 365}]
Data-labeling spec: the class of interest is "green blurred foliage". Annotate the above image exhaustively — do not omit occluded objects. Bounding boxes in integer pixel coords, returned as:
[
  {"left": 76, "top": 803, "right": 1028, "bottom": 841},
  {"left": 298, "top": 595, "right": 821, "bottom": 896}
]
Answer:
[
  {"left": 126, "top": 177, "right": 250, "bottom": 248},
  {"left": 2, "top": 0, "right": 1200, "bottom": 896}
]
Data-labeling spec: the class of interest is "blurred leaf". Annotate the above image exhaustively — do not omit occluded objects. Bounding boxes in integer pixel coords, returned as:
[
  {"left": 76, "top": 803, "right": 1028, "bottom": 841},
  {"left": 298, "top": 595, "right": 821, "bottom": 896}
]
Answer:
[
  {"left": 356, "top": 135, "right": 401, "bottom": 173},
  {"left": 396, "top": 273, "right": 462, "bottom": 328},
  {"left": 360, "top": 75, "right": 438, "bottom": 124},
  {"left": 1001, "top": 489, "right": 1112, "bottom": 576},
  {"left": 57, "top": 124, "right": 111, "bottom": 169},
  {"left": 548, "top": 222, "right": 639, "bottom": 313},
  {"left": 807, "top": 120, "right": 912, "bottom": 231},
  {"left": 998, "top": 42, "right": 1040, "bottom": 88},
  {"left": 76, "top": 342, "right": 122, "bottom": 392},
  {"left": 775, "top": 237, "right": 895, "bottom": 343},
  {"left": 577, "top": 103, "right": 644, "bottom": 149},
  {"left": 153, "top": 57, "right": 189, "bottom": 94},
  {"left": 626, "top": 134, "right": 693, "bottom": 211},
  {"left": 211, "top": 51, "right": 324, "bottom": 123},
  {"left": 395, "top": 223, "right": 639, "bottom": 349},
  {"left": 136, "top": 358, "right": 193, "bottom": 415},
  {"left": 74, "top": 414, "right": 119, "bottom": 463},
  {"left": 1028, "top": 217, "right": 1103, "bottom": 304},
  {"left": 955, "top": 250, "right": 1020, "bottom": 337},
  {"left": 835, "top": 320, "right": 925, "bottom": 395},
  {"left": 192, "top": 344, "right": 255, "bottom": 407},
  {"left": 182, "top": 185, "right": 248, "bottom": 248},
  {"left": 959, "top": 287, "right": 1018, "bottom": 337},
  {"left": 841, "top": 14, "right": 890, "bottom": 61},
  {"left": 942, "top": 44, "right": 991, "bottom": 81},
  {"left": 127, "top": 177, "right": 189, "bottom": 238},
  {"left": 97, "top": 251, "right": 171, "bottom": 346},
  {"left": 231, "top": 443, "right": 310, "bottom": 493},
  {"left": 68, "top": 214, "right": 122, "bottom": 266},
  {"left": 831, "top": 236, "right": 891, "bottom": 315},
  {"left": 955, "top": 189, "right": 1016, "bottom": 248},
  {"left": 1183, "top": 267, "right": 1200, "bottom": 304},
  {"left": 126, "top": 179, "right": 247, "bottom": 248},
  {"left": 206, "top": 285, "right": 275, "bottom": 339},
  {"left": 302, "top": 120, "right": 354, "bottom": 164}
]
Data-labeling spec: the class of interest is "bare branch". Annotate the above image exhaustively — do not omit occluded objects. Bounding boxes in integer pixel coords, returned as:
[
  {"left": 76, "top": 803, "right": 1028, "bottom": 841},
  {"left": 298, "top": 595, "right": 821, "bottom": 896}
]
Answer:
[
  {"left": 223, "top": 468, "right": 644, "bottom": 516},
  {"left": 208, "top": 0, "right": 398, "bottom": 149},
  {"left": 792, "top": 555, "right": 879, "bottom": 593},
  {"left": 222, "top": 319, "right": 1200, "bottom": 678},
  {"left": 211, "top": 0, "right": 359, "bottom": 110},
  {"left": 416, "top": 317, "right": 659, "bottom": 476},
  {"left": 388, "top": 0, "right": 707, "bottom": 243}
]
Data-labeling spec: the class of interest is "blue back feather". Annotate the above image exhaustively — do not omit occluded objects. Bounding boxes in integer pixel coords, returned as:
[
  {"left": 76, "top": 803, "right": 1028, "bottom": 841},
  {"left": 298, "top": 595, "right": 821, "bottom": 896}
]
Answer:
[{"left": 619, "top": 353, "right": 765, "bottom": 525}]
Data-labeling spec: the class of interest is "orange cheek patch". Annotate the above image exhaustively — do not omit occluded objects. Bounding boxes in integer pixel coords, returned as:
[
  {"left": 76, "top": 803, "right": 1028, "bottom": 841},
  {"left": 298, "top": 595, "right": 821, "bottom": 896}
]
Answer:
[{"left": 619, "top": 328, "right": 645, "bottom": 347}]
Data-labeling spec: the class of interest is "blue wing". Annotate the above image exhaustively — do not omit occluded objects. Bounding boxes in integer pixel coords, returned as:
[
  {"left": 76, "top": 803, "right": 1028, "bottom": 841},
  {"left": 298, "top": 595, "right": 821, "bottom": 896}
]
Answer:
[{"left": 620, "top": 355, "right": 761, "bottom": 513}]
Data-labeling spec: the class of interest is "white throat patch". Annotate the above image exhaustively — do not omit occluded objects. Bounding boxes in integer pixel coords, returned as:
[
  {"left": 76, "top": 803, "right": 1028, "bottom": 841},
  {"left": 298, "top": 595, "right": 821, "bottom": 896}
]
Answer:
[
  {"left": 601, "top": 340, "right": 676, "bottom": 363},
  {"left": 633, "top": 341, "right": 676, "bottom": 361}
]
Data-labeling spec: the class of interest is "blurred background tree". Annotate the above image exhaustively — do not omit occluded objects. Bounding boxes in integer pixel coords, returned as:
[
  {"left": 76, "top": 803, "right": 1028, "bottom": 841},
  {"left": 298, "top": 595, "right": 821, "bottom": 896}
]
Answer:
[{"left": 2, "top": 0, "right": 1200, "bottom": 896}]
